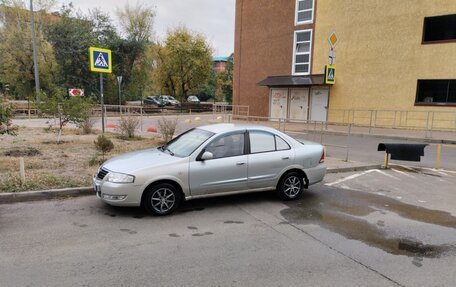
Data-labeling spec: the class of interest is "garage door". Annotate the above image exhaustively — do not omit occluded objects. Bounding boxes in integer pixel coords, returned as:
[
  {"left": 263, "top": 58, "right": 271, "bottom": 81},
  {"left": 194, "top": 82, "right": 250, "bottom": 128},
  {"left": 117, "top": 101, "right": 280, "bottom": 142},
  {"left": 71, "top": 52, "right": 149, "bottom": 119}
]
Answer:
[
  {"left": 310, "top": 88, "right": 329, "bottom": 122},
  {"left": 270, "top": 88, "right": 288, "bottom": 119},
  {"left": 289, "top": 88, "right": 309, "bottom": 121}
]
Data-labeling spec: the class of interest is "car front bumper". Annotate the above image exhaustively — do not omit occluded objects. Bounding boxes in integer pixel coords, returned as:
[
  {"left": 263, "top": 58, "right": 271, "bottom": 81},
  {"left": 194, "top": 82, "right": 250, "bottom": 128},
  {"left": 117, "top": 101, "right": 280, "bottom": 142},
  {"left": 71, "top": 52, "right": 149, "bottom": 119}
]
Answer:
[{"left": 93, "top": 177, "right": 142, "bottom": 207}]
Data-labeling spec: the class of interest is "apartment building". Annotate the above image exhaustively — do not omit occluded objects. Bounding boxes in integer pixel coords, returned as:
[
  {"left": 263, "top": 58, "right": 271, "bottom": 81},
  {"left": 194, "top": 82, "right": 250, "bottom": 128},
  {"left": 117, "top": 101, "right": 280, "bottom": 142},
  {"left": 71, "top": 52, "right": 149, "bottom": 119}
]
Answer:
[{"left": 233, "top": 0, "right": 456, "bottom": 126}]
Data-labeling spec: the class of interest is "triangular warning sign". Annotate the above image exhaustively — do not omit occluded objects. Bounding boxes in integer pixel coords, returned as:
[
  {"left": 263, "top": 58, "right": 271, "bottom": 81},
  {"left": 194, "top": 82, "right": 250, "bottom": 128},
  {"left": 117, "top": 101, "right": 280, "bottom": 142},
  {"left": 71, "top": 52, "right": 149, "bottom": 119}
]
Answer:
[{"left": 94, "top": 53, "right": 108, "bottom": 68}]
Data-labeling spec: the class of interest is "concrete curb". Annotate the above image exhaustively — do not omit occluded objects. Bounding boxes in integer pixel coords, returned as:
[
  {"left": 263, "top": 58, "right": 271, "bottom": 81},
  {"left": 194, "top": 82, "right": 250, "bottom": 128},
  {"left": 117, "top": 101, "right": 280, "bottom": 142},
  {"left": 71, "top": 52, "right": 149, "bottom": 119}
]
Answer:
[
  {"left": 327, "top": 164, "right": 382, "bottom": 174},
  {"left": 0, "top": 187, "right": 93, "bottom": 204},
  {"left": 0, "top": 165, "right": 382, "bottom": 204}
]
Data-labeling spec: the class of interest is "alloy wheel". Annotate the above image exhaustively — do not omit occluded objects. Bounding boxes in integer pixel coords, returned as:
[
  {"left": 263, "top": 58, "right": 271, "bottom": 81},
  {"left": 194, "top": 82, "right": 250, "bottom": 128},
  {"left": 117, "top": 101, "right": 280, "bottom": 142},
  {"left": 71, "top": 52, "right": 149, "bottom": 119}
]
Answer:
[
  {"left": 151, "top": 187, "right": 176, "bottom": 214},
  {"left": 283, "top": 176, "right": 301, "bottom": 198}
]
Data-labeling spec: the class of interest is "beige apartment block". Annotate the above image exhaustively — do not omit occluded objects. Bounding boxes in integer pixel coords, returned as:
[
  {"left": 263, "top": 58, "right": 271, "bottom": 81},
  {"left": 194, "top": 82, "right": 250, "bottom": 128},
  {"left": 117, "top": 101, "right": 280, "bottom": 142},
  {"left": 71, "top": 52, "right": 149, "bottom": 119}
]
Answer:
[{"left": 234, "top": 0, "right": 456, "bottom": 129}]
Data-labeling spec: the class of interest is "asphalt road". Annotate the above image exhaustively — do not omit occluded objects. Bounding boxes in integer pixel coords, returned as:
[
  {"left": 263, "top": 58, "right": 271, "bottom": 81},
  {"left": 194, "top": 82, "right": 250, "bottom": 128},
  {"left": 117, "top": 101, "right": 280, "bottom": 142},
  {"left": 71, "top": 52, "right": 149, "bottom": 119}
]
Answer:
[{"left": 1, "top": 167, "right": 456, "bottom": 287}]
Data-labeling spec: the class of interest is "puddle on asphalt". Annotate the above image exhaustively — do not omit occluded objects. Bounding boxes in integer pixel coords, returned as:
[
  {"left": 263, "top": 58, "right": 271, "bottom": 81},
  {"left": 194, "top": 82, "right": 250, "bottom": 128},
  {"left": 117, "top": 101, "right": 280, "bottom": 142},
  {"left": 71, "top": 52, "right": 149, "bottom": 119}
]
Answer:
[{"left": 281, "top": 186, "right": 456, "bottom": 258}]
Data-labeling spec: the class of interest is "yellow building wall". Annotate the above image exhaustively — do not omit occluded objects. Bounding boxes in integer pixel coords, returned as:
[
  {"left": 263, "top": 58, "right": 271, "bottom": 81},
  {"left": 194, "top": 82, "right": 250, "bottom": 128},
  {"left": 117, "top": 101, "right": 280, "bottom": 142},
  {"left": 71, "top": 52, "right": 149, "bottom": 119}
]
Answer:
[{"left": 313, "top": 0, "right": 456, "bottom": 124}]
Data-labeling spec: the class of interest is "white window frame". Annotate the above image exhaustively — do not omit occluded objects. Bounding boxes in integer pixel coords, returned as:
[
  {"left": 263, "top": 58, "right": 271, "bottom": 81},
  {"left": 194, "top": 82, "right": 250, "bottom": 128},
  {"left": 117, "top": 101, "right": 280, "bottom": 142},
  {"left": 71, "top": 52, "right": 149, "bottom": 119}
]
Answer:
[
  {"left": 295, "top": 0, "right": 315, "bottom": 25},
  {"left": 292, "top": 29, "right": 312, "bottom": 75}
]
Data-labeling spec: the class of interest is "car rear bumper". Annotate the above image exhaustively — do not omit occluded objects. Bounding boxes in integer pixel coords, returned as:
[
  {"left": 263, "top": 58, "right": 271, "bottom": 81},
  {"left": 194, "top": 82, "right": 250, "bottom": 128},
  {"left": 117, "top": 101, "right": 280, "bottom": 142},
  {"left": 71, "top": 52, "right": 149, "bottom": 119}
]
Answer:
[{"left": 304, "top": 163, "right": 327, "bottom": 186}]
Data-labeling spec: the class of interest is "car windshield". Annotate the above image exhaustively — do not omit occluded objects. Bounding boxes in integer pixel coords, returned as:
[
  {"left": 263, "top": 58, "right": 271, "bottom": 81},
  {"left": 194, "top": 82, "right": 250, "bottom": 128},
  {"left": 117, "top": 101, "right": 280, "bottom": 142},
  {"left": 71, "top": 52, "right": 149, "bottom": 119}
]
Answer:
[{"left": 162, "top": 128, "right": 214, "bottom": 157}]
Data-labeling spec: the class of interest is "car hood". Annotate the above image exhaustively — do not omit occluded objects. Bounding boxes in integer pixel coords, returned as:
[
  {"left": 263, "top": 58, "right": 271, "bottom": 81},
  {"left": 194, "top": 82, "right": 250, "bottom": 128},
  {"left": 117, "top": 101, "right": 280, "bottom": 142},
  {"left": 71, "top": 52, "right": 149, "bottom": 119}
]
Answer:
[{"left": 102, "top": 148, "right": 182, "bottom": 174}]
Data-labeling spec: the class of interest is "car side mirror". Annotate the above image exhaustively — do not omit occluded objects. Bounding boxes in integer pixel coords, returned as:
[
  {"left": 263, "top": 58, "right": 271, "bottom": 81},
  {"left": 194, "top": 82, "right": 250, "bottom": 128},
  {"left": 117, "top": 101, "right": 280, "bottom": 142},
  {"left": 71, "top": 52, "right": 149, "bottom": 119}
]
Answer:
[{"left": 200, "top": 151, "right": 214, "bottom": 161}]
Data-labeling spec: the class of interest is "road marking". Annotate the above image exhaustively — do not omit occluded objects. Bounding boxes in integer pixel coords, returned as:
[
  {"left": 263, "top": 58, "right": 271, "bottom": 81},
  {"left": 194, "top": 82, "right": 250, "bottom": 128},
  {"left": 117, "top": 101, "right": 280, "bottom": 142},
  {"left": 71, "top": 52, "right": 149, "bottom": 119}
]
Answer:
[
  {"left": 325, "top": 170, "right": 377, "bottom": 186},
  {"left": 391, "top": 168, "right": 415, "bottom": 178},
  {"left": 374, "top": 169, "right": 399, "bottom": 179},
  {"left": 325, "top": 169, "right": 400, "bottom": 186}
]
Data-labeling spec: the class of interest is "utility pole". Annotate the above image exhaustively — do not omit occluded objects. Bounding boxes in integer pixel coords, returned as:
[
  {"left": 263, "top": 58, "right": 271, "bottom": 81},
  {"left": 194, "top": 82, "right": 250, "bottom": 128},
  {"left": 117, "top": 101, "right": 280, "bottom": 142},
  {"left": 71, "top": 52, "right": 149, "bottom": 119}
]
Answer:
[{"left": 30, "top": 0, "right": 41, "bottom": 101}]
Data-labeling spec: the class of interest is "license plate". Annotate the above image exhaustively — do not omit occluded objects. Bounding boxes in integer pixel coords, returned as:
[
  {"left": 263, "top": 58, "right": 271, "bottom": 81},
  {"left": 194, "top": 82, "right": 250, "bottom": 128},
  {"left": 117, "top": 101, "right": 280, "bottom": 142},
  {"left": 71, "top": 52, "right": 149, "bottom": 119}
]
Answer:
[{"left": 93, "top": 182, "right": 100, "bottom": 192}]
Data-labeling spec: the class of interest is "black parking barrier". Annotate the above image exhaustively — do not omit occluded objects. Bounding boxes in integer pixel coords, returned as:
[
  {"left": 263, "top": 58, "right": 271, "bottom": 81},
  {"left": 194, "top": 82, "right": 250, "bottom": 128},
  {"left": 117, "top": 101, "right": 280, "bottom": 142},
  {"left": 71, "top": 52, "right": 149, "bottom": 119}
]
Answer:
[{"left": 377, "top": 143, "right": 427, "bottom": 168}]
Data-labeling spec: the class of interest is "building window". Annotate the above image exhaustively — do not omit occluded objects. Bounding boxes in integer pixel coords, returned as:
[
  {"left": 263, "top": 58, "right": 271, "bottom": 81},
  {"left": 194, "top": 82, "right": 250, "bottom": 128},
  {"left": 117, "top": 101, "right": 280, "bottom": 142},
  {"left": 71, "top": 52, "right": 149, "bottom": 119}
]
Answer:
[
  {"left": 423, "top": 14, "right": 456, "bottom": 43},
  {"left": 295, "top": 0, "right": 314, "bottom": 25},
  {"left": 292, "top": 30, "right": 312, "bottom": 75},
  {"left": 415, "top": 80, "right": 456, "bottom": 105}
]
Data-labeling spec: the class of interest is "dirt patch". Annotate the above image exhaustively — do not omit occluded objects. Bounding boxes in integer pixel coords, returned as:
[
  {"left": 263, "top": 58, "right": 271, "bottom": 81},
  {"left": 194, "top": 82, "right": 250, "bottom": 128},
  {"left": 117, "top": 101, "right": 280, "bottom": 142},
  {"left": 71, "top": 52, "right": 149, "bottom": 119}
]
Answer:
[
  {"left": 0, "top": 127, "right": 160, "bottom": 192},
  {"left": 4, "top": 147, "right": 42, "bottom": 157}
]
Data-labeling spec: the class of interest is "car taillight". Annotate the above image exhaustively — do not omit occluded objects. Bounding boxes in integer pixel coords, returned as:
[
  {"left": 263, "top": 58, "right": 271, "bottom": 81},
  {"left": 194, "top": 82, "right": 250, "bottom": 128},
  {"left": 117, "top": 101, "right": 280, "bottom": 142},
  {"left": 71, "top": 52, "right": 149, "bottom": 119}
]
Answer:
[{"left": 319, "top": 148, "right": 325, "bottom": 163}]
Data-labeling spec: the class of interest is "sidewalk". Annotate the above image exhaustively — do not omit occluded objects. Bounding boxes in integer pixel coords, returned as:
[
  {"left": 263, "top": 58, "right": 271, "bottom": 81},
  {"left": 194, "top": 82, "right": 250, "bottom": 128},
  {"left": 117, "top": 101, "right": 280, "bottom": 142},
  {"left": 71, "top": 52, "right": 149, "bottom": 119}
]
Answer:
[
  {"left": 0, "top": 156, "right": 380, "bottom": 204},
  {"left": 281, "top": 122, "right": 456, "bottom": 144}
]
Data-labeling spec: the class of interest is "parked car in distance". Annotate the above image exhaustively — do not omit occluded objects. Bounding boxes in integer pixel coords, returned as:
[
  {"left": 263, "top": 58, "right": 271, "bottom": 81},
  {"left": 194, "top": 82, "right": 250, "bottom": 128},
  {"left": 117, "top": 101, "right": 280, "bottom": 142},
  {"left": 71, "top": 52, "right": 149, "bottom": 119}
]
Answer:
[
  {"left": 143, "top": 96, "right": 164, "bottom": 107},
  {"left": 159, "top": 95, "right": 180, "bottom": 106},
  {"left": 93, "top": 124, "right": 326, "bottom": 216},
  {"left": 187, "top": 96, "right": 200, "bottom": 103}
]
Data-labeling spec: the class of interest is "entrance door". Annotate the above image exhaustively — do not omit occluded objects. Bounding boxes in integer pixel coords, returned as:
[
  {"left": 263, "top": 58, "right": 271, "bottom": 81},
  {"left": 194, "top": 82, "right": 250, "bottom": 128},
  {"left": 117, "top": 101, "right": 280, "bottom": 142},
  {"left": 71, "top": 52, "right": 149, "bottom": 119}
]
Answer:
[
  {"left": 289, "top": 88, "right": 309, "bottom": 121},
  {"left": 310, "top": 88, "right": 329, "bottom": 122},
  {"left": 270, "top": 88, "right": 288, "bottom": 119}
]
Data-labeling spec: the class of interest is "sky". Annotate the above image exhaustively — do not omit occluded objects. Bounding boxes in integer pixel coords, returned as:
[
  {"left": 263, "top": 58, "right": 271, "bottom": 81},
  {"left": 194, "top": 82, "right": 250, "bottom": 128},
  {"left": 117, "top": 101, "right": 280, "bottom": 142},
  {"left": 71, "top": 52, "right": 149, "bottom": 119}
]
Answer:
[{"left": 54, "top": 0, "right": 236, "bottom": 57}]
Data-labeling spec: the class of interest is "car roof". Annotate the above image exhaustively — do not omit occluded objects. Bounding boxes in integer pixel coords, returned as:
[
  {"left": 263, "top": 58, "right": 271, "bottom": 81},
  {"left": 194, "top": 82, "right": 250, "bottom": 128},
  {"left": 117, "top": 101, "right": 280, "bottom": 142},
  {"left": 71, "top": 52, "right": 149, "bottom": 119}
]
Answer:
[{"left": 197, "top": 123, "right": 280, "bottom": 134}]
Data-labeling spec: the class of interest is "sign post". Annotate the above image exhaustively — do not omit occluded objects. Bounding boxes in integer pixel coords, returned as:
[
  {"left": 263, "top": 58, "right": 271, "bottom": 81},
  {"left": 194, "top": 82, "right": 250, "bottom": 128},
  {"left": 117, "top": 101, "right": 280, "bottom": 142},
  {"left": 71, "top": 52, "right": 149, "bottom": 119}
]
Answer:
[
  {"left": 89, "top": 47, "right": 112, "bottom": 133},
  {"left": 327, "top": 30, "right": 339, "bottom": 64},
  {"left": 116, "top": 76, "right": 123, "bottom": 114},
  {"left": 325, "top": 30, "right": 339, "bottom": 85}
]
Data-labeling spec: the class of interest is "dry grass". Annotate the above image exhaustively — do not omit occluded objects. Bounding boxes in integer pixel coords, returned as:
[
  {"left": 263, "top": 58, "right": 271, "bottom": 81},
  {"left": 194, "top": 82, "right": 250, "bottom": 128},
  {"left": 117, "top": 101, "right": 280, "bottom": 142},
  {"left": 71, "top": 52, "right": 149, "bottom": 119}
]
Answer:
[{"left": 0, "top": 127, "right": 160, "bottom": 192}]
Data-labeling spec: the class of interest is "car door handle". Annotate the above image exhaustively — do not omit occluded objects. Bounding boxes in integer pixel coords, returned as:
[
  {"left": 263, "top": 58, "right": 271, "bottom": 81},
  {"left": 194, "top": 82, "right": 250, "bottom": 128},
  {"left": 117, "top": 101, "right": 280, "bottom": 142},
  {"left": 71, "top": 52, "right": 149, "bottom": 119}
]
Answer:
[
  {"left": 282, "top": 157, "right": 290, "bottom": 160},
  {"left": 236, "top": 162, "right": 246, "bottom": 165}
]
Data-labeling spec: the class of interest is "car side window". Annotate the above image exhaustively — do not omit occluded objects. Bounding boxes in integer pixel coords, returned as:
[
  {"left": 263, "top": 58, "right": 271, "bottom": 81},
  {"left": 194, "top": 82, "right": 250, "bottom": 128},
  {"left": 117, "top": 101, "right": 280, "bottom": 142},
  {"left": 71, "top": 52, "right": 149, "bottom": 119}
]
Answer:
[
  {"left": 250, "top": 131, "right": 291, "bottom": 153},
  {"left": 250, "top": 131, "right": 275, "bottom": 153},
  {"left": 276, "top": 136, "right": 291, "bottom": 150},
  {"left": 205, "top": 133, "right": 244, "bottom": 159}
]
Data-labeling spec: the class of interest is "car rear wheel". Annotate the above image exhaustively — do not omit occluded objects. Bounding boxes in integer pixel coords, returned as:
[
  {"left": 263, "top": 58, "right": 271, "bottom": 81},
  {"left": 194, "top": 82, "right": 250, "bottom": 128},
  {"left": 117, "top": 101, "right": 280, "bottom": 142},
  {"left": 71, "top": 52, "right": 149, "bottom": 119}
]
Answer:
[
  {"left": 144, "top": 183, "right": 181, "bottom": 215},
  {"left": 277, "top": 172, "right": 303, "bottom": 200}
]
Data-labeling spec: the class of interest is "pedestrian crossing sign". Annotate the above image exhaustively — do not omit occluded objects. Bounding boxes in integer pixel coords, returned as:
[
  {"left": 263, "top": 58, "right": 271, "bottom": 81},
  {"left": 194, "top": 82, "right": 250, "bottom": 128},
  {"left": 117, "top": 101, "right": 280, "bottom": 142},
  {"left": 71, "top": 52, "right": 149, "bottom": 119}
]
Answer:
[
  {"left": 89, "top": 47, "right": 112, "bottom": 73},
  {"left": 325, "top": 65, "right": 336, "bottom": 85}
]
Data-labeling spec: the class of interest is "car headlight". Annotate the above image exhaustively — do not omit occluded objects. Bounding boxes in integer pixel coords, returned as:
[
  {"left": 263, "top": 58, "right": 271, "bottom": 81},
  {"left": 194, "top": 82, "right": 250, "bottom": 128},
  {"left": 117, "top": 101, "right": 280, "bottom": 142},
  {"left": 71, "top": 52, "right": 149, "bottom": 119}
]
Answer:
[{"left": 105, "top": 171, "right": 135, "bottom": 183}]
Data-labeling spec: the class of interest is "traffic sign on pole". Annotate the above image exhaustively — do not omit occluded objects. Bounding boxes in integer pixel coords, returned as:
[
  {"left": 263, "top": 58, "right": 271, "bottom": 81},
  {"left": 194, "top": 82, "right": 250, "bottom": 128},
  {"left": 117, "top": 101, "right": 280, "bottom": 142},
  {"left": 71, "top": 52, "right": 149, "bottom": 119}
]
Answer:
[
  {"left": 89, "top": 46, "right": 112, "bottom": 133},
  {"left": 89, "top": 47, "right": 112, "bottom": 73},
  {"left": 325, "top": 65, "right": 336, "bottom": 85},
  {"left": 327, "top": 31, "right": 339, "bottom": 49}
]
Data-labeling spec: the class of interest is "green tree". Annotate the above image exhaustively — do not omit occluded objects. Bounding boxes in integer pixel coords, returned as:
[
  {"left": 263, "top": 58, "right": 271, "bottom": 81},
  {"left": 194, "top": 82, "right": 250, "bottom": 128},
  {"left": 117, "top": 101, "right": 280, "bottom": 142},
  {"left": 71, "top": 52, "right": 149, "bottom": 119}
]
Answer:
[
  {"left": 0, "top": 0, "right": 59, "bottom": 100},
  {"left": 220, "top": 53, "right": 233, "bottom": 104},
  {"left": 38, "top": 89, "right": 94, "bottom": 143},
  {"left": 154, "top": 27, "right": 213, "bottom": 102},
  {"left": 45, "top": 5, "right": 118, "bottom": 98},
  {"left": 196, "top": 70, "right": 217, "bottom": 102},
  {"left": 114, "top": 3, "right": 155, "bottom": 102}
]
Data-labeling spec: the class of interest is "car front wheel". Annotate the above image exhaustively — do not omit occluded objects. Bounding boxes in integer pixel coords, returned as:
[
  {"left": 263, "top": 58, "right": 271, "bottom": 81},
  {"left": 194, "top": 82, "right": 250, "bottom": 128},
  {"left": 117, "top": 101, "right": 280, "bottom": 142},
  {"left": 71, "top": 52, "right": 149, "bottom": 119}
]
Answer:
[
  {"left": 277, "top": 172, "right": 304, "bottom": 200},
  {"left": 144, "top": 183, "right": 181, "bottom": 215}
]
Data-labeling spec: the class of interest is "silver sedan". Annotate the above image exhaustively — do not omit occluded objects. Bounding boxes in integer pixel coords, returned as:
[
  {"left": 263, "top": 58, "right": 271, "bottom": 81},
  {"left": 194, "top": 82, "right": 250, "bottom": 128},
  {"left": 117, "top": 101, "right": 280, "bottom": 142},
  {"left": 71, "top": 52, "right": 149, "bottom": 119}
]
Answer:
[{"left": 93, "top": 124, "right": 326, "bottom": 215}]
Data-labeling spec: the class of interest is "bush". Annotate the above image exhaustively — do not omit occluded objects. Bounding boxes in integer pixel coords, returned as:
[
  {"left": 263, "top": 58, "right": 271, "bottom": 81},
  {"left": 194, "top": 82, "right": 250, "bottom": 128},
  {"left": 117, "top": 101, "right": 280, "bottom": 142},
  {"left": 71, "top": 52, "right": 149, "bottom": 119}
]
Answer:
[
  {"left": 94, "top": 134, "right": 114, "bottom": 160},
  {"left": 0, "top": 98, "right": 18, "bottom": 135},
  {"left": 157, "top": 117, "right": 178, "bottom": 142},
  {"left": 78, "top": 116, "right": 96, "bottom": 135},
  {"left": 117, "top": 115, "right": 139, "bottom": 139}
]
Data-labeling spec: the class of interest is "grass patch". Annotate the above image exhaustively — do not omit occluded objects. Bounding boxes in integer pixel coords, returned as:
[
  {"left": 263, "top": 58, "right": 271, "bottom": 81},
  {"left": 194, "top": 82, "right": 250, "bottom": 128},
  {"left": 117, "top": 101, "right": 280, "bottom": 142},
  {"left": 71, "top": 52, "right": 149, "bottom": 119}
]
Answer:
[
  {"left": 0, "top": 126, "right": 160, "bottom": 193},
  {"left": 0, "top": 173, "right": 89, "bottom": 193}
]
